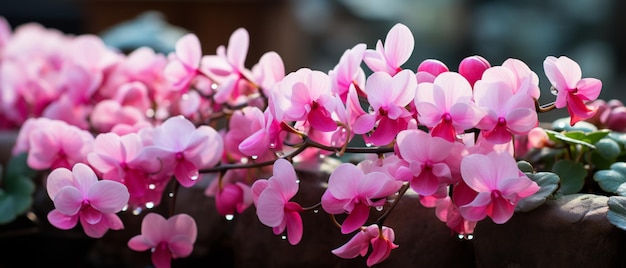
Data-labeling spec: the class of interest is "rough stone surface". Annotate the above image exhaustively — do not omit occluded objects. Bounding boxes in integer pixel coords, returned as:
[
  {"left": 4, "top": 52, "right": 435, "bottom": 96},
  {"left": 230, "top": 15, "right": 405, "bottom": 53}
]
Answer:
[{"left": 473, "top": 194, "right": 626, "bottom": 268}]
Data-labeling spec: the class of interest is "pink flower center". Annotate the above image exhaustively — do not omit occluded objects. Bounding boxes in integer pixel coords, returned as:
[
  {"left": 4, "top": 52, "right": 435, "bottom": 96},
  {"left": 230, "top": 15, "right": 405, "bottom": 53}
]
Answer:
[
  {"left": 175, "top": 152, "right": 184, "bottom": 161},
  {"left": 497, "top": 117, "right": 506, "bottom": 126},
  {"left": 442, "top": 113, "right": 452, "bottom": 123},
  {"left": 491, "top": 190, "right": 502, "bottom": 200}
]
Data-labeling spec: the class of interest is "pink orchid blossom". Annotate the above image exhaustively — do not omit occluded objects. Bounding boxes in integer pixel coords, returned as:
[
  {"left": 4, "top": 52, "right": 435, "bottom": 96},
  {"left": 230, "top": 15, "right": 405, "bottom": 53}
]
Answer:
[
  {"left": 215, "top": 182, "right": 253, "bottom": 217},
  {"left": 251, "top": 51, "right": 285, "bottom": 98},
  {"left": 352, "top": 69, "right": 417, "bottom": 146},
  {"left": 363, "top": 23, "right": 414, "bottom": 75},
  {"left": 481, "top": 59, "right": 541, "bottom": 99},
  {"left": 416, "top": 59, "right": 449, "bottom": 83},
  {"left": 164, "top": 33, "right": 203, "bottom": 91},
  {"left": 25, "top": 119, "right": 94, "bottom": 170},
  {"left": 251, "top": 159, "right": 304, "bottom": 245},
  {"left": 459, "top": 151, "right": 539, "bottom": 224},
  {"left": 46, "top": 163, "right": 129, "bottom": 238},
  {"left": 270, "top": 68, "right": 339, "bottom": 132},
  {"left": 415, "top": 72, "right": 483, "bottom": 142},
  {"left": 224, "top": 106, "right": 282, "bottom": 161},
  {"left": 332, "top": 224, "right": 398, "bottom": 267},
  {"left": 543, "top": 56, "right": 602, "bottom": 125},
  {"left": 329, "top": 43, "right": 367, "bottom": 101},
  {"left": 321, "top": 163, "right": 402, "bottom": 234},
  {"left": 87, "top": 132, "right": 168, "bottom": 209},
  {"left": 90, "top": 99, "right": 147, "bottom": 133},
  {"left": 142, "top": 116, "right": 223, "bottom": 187},
  {"left": 395, "top": 129, "right": 457, "bottom": 196},
  {"left": 200, "top": 28, "right": 255, "bottom": 105},
  {"left": 128, "top": 213, "right": 197, "bottom": 268},
  {"left": 458, "top": 55, "right": 490, "bottom": 87},
  {"left": 433, "top": 195, "right": 477, "bottom": 235},
  {"left": 473, "top": 78, "right": 538, "bottom": 144}
]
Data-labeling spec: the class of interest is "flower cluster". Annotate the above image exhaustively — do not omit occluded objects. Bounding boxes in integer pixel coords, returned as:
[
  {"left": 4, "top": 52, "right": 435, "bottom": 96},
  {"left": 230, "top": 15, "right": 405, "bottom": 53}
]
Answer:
[{"left": 1, "top": 17, "right": 607, "bottom": 268}]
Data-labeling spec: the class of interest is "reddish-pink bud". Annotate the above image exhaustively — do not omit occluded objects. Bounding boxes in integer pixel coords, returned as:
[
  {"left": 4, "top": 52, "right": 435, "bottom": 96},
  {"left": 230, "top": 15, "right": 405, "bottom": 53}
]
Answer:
[{"left": 458, "top": 55, "right": 490, "bottom": 87}]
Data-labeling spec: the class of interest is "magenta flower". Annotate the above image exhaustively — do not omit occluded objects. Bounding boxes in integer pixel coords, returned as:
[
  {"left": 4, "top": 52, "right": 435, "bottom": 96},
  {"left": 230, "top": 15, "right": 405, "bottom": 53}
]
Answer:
[
  {"left": 473, "top": 76, "right": 538, "bottom": 144},
  {"left": 321, "top": 163, "right": 402, "bottom": 234},
  {"left": 164, "top": 33, "right": 203, "bottom": 91},
  {"left": 481, "top": 59, "right": 541, "bottom": 99},
  {"left": 352, "top": 69, "right": 417, "bottom": 146},
  {"left": 143, "top": 116, "right": 223, "bottom": 187},
  {"left": 251, "top": 159, "right": 304, "bottom": 245},
  {"left": 46, "top": 163, "right": 129, "bottom": 238},
  {"left": 458, "top": 55, "right": 490, "bottom": 87},
  {"left": 87, "top": 132, "right": 168, "bottom": 209},
  {"left": 363, "top": 23, "right": 414, "bottom": 75},
  {"left": 543, "top": 56, "right": 602, "bottom": 125},
  {"left": 251, "top": 51, "right": 285, "bottom": 98},
  {"left": 215, "top": 182, "right": 253, "bottom": 216},
  {"left": 459, "top": 151, "right": 539, "bottom": 224},
  {"left": 416, "top": 59, "right": 449, "bottom": 83},
  {"left": 270, "top": 68, "right": 339, "bottom": 132},
  {"left": 415, "top": 72, "right": 483, "bottom": 142},
  {"left": 128, "top": 213, "right": 197, "bottom": 268},
  {"left": 332, "top": 224, "right": 398, "bottom": 267},
  {"left": 395, "top": 129, "right": 456, "bottom": 196}
]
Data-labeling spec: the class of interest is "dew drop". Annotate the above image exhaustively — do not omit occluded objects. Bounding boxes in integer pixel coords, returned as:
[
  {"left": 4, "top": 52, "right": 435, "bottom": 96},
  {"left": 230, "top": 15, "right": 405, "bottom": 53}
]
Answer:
[
  {"left": 190, "top": 172, "right": 199, "bottom": 181},
  {"left": 122, "top": 205, "right": 129, "bottom": 212},
  {"left": 457, "top": 234, "right": 465, "bottom": 240},
  {"left": 225, "top": 214, "right": 235, "bottom": 221},
  {"left": 550, "top": 86, "right": 558, "bottom": 95},
  {"left": 319, "top": 154, "right": 326, "bottom": 159},
  {"left": 365, "top": 143, "right": 373, "bottom": 147},
  {"left": 375, "top": 206, "right": 384, "bottom": 211},
  {"left": 148, "top": 184, "right": 156, "bottom": 190},
  {"left": 281, "top": 235, "right": 287, "bottom": 240},
  {"left": 133, "top": 207, "right": 143, "bottom": 215},
  {"left": 169, "top": 192, "right": 174, "bottom": 198},
  {"left": 240, "top": 157, "right": 249, "bottom": 164},
  {"left": 145, "top": 202, "right": 155, "bottom": 209},
  {"left": 313, "top": 209, "right": 319, "bottom": 214},
  {"left": 211, "top": 83, "right": 218, "bottom": 90},
  {"left": 466, "top": 234, "right": 474, "bottom": 240},
  {"left": 251, "top": 155, "right": 258, "bottom": 160},
  {"left": 296, "top": 179, "right": 301, "bottom": 184},
  {"left": 269, "top": 143, "right": 276, "bottom": 148}
]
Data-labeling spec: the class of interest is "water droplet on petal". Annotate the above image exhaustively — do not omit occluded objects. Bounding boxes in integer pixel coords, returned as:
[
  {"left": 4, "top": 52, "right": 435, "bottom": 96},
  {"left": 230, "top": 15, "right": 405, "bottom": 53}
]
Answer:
[
  {"left": 270, "top": 143, "right": 276, "bottom": 148},
  {"left": 281, "top": 235, "right": 287, "bottom": 240},
  {"left": 240, "top": 157, "right": 249, "bottom": 164},
  {"left": 148, "top": 184, "right": 156, "bottom": 190},
  {"left": 313, "top": 209, "right": 319, "bottom": 214},
  {"left": 550, "top": 86, "right": 558, "bottom": 95},
  {"left": 225, "top": 214, "right": 234, "bottom": 221},
  {"left": 169, "top": 192, "right": 174, "bottom": 198},
  {"left": 133, "top": 207, "right": 143, "bottom": 215},
  {"left": 145, "top": 202, "right": 155, "bottom": 209},
  {"left": 296, "top": 179, "right": 301, "bottom": 184},
  {"left": 375, "top": 206, "right": 384, "bottom": 211},
  {"left": 365, "top": 143, "right": 373, "bottom": 147},
  {"left": 466, "top": 234, "right": 474, "bottom": 240},
  {"left": 122, "top": 205, "right": 128, "bottom": 212},
  {"left": 251, "top": 155, "right": 258, "bottom": 160},
  {"left": 319, "top": 154, "right": 326, "bottom": 159},
  {"left": 211, "top": 83, "right": 218, "bottom": 90},
  {"left": 457, "top": 234, "right": 465, "bottom": 240},
  {"left": 190, "top": 172, "right": 199, "bottom": 181}
]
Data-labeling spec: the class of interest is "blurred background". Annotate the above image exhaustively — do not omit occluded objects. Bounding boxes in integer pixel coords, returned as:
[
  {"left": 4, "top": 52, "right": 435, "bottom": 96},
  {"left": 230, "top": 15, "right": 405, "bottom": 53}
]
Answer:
[{"left": 1, "top": 0, "right": 623, "bottom": 120}]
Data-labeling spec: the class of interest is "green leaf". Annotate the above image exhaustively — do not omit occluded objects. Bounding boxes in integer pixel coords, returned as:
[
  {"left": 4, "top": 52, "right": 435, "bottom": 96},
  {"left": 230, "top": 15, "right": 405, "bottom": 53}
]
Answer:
[
  {"left": 553, "top": 159, "right": 587, "bottom": 194},
  {"left": 516, "top": 172, "right": 560, "bottom": 212},
  {"left": 517, "top": 160, "right": 534, "bottom": 173},
  {"left": 0, "top": 194, "right": 17, "bottom": 224},
  {"left": 594, "top": 138, "right": 621, "bottom": 160},
  {"left": 0, "top": 153, "right": 37, "bottom": 224},
  {"left": 545, "top": 129, "right": 596, "bottom": 149},
  {"left": 5, "top": 153, "right": 36, "bottom": 179},
  {"left": 608, "top": 196, "right": 626, "bottom": 231},
  {"left": 594, "top": 162, "right": 626, "bottom": 193}
]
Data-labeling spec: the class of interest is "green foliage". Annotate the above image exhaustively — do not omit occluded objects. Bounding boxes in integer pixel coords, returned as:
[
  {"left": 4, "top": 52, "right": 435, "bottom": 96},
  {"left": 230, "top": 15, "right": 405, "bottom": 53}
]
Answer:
[
  {"left": 593, "top": 162, "right": 626, "bottom": 194},
  {"left": 0, "top": 153, "right": 36, "bottom": 224},
  {"left": 516, "top": 170, "right": 560, "bottom": 212},
  {"left": 552, "top": 159, "right": 587, "bottom": 195},
  {"left": 607, "top": 196, "right": 626, "bottom": 231}
]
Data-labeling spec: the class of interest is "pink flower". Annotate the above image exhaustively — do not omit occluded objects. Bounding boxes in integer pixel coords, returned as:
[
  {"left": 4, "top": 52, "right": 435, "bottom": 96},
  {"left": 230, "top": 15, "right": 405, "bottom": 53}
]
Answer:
[
  {"left": 87, "top": 132, "right": 168, "bottom": 209},
  {"left": 164, "top": 33, "right": 203, "bottom": 91},
  {"left": 415, "top": 72, "right": 483, "bottom": 142},
  {"left": 46, "top": 163, "right": 129, "bottom": 238},
  {"left": 251, "top": 51, "right": 285, "bottom": 98},
  {"left": 416, "top": 59, "right": 449, "bottom": 83},
  {"left": 395, "top": 129, "right": 456, "bottom": 195},
  {"left": 270, "top": 68, "right": 339, "bottom": 132},
  {"left": 128, "top": 213, "right": 197, "bottom": 268},
  {"left": 251, "top": 159, "right": 303, "bottom": 245},
  {"left": 215, "top": 182, "right": 253, "bottom": 217},
  {"left": 224, "top": 106, "right": 282, "bottom": 161},
  {"left": 363, "top": 23, "right": 414, "bottom": 75},
  {"left": 329, "top": 43, "right": 367, "bottom": 101},
  {"left": 200, "top": 28, "right": 254, "bottom": 105},
  {"left": 459, "top": 151, "right": 539, "bottom": 224},
  {"left": 352, "top": 69, "right": 417, "bottom": 146},
  {"left": 25, "top": 119, "right": 94, "bottom": 170},
  {"left": 458, "top": 55, "right": 490, "bottom": 87},
  {"left": 543, "top": 56, "right": 602, "bottom": 125},
  {"left": 481, "top": 59, "right": 540, "bottom": 99},
  {"left": 321, "top": 163, "right": 402, "bottom": 234},
  {"left": 143, "top": 116, "right": 223, "bottom": 187},
  {"left": 473, "top": 76, "right": 538, "bottom": 144},
  {"left": 332, "top": 224, "right": 398, "bottom": 267}
]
